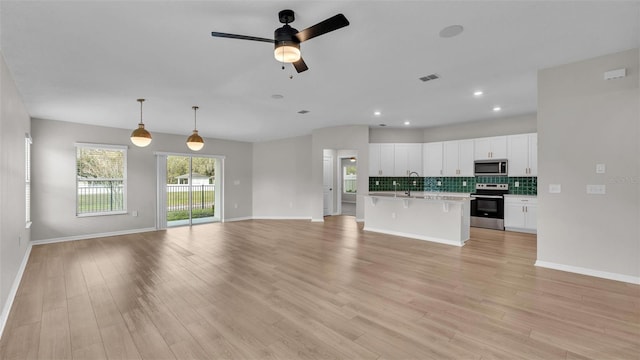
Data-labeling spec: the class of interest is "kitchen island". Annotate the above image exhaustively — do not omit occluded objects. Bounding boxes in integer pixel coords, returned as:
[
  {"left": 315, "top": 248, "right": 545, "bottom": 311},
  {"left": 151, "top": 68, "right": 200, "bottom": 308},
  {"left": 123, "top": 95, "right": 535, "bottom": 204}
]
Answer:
[{"left": 364, "top": 192, "right": 472, "bottom": 246}]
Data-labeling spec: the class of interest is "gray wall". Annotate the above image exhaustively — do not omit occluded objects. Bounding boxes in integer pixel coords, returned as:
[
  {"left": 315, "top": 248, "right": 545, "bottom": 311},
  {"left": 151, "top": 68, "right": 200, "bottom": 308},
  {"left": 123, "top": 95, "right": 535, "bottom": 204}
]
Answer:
[
  {"left": 252, "top": 135, "right": 313, "bottom": 218},
  {"left": 31, "top": 118, "right": 253, "bottom": 241},
  {"left": 537, "top": 48, "right": 639, "bottom": 282},
  {"left": 0, "top": 53, "right": 31, "bottom": 330},
  {"left": 370, "top": 114, "right": 537, "bottom": 143}
]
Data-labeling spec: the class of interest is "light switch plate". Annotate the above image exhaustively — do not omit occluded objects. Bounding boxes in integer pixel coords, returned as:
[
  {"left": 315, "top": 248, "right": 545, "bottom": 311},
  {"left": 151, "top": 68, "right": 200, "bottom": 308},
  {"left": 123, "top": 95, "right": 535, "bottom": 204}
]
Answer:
[
  {"left": 596, "top": 164, "right": 606, "bottom": 174},
  {"left": 549, "top": 184, "right": 561, "bottom": 193},
  {"left": 587, "top": 184, "right": 606, "bottom": 194}
]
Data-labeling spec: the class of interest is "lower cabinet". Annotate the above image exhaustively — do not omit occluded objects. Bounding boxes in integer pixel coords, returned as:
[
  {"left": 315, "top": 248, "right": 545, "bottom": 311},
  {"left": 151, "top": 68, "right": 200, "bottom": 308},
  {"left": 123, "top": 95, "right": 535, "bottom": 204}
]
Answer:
[{"left": 504, "top": 196, "right": 537, "bottom": 233}]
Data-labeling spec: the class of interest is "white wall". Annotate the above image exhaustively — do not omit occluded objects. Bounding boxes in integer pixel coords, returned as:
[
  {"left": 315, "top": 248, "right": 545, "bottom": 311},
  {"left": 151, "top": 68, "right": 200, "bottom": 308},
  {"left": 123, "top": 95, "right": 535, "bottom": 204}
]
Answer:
[
  {"left": 0, "top": 53, "right": 31, "bottom": 333},
  {"left": 252, "top": 135, "right": 312, "bottom": 219},
  {"left": 422, "top": 114, "right": 537, "bottom": 142},
  {"left": 311, "top": 125, "right": 369, "bottom": 221},
  {"left": 31, "top": 118, "right": 253, "bottom": 241},
  {"left": 537, "top": 48, "right": 639, "bottom": 283}
]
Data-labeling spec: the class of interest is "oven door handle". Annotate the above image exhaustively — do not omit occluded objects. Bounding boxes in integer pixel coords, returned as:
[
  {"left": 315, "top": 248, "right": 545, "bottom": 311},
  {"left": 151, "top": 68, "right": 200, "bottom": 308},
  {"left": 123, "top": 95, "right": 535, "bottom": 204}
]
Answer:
[{"left": 471, "top": 195, "right": 504, "bottom": 199}]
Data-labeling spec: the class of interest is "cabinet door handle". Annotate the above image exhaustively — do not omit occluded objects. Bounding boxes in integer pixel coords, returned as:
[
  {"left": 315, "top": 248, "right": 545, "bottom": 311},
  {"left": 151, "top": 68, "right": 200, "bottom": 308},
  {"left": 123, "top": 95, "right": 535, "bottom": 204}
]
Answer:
[{"left": 522, "top": 206, "right": 525, "bottom": 212}]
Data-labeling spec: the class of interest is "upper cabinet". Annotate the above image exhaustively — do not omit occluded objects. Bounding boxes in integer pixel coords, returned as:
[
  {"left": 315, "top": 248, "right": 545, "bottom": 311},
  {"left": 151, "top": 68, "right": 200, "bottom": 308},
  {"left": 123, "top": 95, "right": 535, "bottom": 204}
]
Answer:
[
  {"left": 422, "top": 142, "right": 443, "bottom": 177},
  {"left": 443, "top": 139, "right": 474, "bottom": 177},
  {"left": 474, "top": 136, "right": 507, "bottom": 160},
  {"left": 369, "top": 143, "right": 395, "bottom": 177},
  {"left": 394, "top": 143, "right": 423, "bottom": 176},
  {"left": 507, "top": 133, "right": 537, "bottom": 176}
]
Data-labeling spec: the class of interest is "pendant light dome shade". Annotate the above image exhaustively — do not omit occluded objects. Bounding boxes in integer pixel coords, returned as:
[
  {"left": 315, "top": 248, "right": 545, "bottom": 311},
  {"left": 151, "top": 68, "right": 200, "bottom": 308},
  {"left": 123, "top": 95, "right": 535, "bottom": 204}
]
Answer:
[
  {"left": 186, "top": 106, "right": 204, "bottom": 151},
  {"left": 130, "top": 99, "right": 152, "bottom": 147}
]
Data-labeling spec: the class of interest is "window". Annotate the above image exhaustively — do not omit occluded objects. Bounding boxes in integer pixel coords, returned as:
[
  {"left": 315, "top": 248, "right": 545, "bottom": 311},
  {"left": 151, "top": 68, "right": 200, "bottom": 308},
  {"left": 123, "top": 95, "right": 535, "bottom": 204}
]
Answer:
[
  {"left": 76, "top": 143, "right": 127, "bottom": 216},
  {"left": 25, "top": 133, "right": 32, "bottom": 228},
  {"left": 343, "top": 165, "right": 357, "bottom": 193}
]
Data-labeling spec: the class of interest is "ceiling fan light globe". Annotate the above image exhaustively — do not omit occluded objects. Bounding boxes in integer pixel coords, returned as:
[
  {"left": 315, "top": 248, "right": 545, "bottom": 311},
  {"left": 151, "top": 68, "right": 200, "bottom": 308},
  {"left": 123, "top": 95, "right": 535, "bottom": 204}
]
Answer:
[
  {"left": 274, "top": 44, "right": 301, "bottom": 63},
  {"left": 130, "top": 124, "right": 152, "bottom": 147},
  {"left": 187, "top": 130, "right": 204, "bottom": 151}
]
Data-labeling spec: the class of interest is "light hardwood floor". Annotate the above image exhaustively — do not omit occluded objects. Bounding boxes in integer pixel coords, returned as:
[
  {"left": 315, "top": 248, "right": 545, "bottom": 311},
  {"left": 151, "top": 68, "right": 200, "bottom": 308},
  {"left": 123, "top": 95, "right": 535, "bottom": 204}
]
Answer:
[{"left": 1, "top": 216, "right": 638, "bottom": 359}]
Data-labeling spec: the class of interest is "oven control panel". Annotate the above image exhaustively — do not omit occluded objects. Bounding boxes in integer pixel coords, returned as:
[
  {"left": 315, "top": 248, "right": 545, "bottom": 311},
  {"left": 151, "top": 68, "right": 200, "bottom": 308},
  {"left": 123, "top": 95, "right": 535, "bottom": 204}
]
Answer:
[{"left": 476, "top": 183, "right": 508, "bottom": 191}]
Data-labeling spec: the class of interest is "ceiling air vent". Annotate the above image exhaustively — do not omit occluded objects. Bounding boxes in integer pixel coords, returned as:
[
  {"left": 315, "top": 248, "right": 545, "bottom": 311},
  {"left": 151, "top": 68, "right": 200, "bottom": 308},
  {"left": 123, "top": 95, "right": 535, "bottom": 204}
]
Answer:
[
  {"left": 419, "top": 74, "right": 440, "bottom": 82},
  {"left": 298, "top": 110, "right": 310, "bottom": 114}
]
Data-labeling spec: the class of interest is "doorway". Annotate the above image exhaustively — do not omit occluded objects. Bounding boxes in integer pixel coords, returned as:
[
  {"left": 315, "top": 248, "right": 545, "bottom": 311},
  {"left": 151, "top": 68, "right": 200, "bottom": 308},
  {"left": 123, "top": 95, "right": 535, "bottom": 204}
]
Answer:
[
  {"left": 156, "top": 154, "right": 222, "bottom": 228},
  {"left": 339, "top": 156, "right": 357, "bottom": 216}
]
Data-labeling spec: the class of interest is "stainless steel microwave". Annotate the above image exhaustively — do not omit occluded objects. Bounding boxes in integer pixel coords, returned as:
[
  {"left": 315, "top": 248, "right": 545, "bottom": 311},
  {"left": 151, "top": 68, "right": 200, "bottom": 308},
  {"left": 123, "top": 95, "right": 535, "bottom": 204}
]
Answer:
[{"left": 474, "top": 160, "right": 508, "bottom": 176}]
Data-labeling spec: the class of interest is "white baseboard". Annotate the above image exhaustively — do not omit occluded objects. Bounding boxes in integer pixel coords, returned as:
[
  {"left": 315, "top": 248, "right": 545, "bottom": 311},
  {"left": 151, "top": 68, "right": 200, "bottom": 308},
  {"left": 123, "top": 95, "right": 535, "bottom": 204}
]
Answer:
[
  {"left": 363, "top": 226, "right": 465, "bottom": 247},
  {"left": 311, "top": 218, "right": 325, "bottom": 223},
  {"left": 535, "top": 260, "right": 640, "bottom": 285},
  {"left": 251, "top": 216, "right": 312, "bottom": 220},
  {"left": 31, "top": 227, "right": 157, "bottom": 245},
  {"left": 222, "top": 216, "right": 253, "bottom": 223},
  {"left": 0, "top": 243, "right": 32, "bottom": 339},
  {"left": 356, "top": 218, "right": 364, "bottom": 223}
]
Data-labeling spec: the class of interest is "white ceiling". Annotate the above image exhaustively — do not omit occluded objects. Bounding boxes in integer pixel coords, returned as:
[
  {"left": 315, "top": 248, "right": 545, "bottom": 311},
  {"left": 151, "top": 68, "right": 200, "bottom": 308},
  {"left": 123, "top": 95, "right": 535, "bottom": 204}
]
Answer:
[{"left": 1, "top": 1, "right": 639, "bottom": 142}]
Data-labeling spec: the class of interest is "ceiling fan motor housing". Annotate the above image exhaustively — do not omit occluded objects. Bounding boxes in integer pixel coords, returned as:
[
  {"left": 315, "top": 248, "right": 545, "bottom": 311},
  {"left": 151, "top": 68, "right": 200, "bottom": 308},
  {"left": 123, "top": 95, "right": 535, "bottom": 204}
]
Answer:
[{"left": 274, "top": 24, "right": 301, "bottom": 62}]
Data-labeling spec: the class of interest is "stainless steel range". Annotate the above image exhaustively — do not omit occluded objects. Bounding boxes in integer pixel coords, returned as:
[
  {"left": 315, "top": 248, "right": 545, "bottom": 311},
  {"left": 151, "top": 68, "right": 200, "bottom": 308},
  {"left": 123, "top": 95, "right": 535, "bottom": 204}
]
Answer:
[{"left": 470, "top": 183, "right": 509, "bottom": 230}]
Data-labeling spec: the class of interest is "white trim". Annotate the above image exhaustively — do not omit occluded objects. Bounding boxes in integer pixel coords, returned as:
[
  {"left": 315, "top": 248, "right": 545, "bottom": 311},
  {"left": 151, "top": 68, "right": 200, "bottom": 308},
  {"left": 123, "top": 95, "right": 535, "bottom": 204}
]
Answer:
[
  {"left": 363, "top": 226, "right": 466, "bottom": 247},
  {"left": 76, "top": 210, "right": 128, "bottom": 218},
  {"left": 31, "top": 227, "right": 157, "bottom": 245},
  {"left": 535, "top": 260, "right": 640, "bottom": 285},
  {"left": 356, "top": 218, "right": 365, "bottom": 223},
  {"left": 311, "top": 218, "right": 325, "bottom": 223},
  {"left": 505, "top": 227, "right": 537, "bottom": 234},
  {"left": 154, "top": 151, "right": 226, "bottom": 159},
  {"left": 0, "top": 244, "right": 32, "bottom": 339},
  {"left": 74, "top": 142, "right": 128, "bottom": 150},
  {"left": 222, "top": 216, "right": 253, "bottom": 223},
  {"left": 252, "top": 216, "right": 312, "bottom": 220}
]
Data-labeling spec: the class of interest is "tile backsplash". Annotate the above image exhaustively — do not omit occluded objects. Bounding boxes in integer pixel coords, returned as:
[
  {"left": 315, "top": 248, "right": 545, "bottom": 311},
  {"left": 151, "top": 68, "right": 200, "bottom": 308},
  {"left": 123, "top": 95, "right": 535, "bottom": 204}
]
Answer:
[{"left": 369, "top": 176, "right": 537, "bottom": 195}]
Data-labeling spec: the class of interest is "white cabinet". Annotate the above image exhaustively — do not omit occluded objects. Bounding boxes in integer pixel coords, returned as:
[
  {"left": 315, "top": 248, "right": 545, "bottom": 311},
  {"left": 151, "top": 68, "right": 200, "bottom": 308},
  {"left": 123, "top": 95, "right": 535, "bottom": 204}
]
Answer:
[
  {"left": 369, "top": 144, "right": 394, "bottom": 176},
  {"left": 504, "top": 196, "right": 537, "bottom": 233},
  {"left": 394, "top": 143, "right": 423, "bottom": 176},
  {"left": 507, "top": 133, "right": 537, "bottom": 176},
  {"left": 474, "top": 136, "right": 507, "bottom": 160},
  {"left": 443, "top": 139, "right": 474, "bottom": 177},
  {"left": 422, "top": 142, "right": 443, "bottom": 177}
]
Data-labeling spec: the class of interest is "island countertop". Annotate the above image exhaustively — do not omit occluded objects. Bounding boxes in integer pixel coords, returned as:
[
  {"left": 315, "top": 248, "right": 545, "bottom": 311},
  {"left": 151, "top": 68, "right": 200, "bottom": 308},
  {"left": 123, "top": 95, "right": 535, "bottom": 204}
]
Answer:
[{"left": 364, "top": 193, "right": 471, "bottom": 247}]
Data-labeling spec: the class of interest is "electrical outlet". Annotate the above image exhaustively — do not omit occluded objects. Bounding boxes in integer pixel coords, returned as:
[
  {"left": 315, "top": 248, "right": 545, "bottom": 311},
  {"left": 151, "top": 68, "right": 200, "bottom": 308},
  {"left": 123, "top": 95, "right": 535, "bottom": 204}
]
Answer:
[
  {"left": 596, "top": 164, "right": 606, "bottom": 174},
  {"left": 375, "top": 181, "right": 379, "bottom": 186},
  {"left": 514, "top": 181, "right": 519, "bottom": 187},
  {"left": 412, "top": 180, "right": 417, "bottom": 186},
  {"left": 391, "top": 212, "right": 397, "bottom": 219},
  {"left": 437, "top": 181, "right": 442, "bottom": 186},
  {"left": 549, "top": 184, "right": 561, "bottom": 193},
  {"left": 132, "top": 210, "right": 138, "bottom": 217},
  {"left": 234, "top": 203, "right": 238, "bottom": 209},
  {"left": 392, "top": 181, "right": 396, "bottom": 186},
  {"left": 462, "top": 181, "right": 467, "bottom": 187}
]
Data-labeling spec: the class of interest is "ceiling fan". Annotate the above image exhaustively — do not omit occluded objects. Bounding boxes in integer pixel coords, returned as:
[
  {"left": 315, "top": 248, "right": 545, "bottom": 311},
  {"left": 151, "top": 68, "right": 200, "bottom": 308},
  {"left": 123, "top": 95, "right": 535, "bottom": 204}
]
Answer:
[{"left": 211, "top": 9, "right": 349, "bottom": 73}]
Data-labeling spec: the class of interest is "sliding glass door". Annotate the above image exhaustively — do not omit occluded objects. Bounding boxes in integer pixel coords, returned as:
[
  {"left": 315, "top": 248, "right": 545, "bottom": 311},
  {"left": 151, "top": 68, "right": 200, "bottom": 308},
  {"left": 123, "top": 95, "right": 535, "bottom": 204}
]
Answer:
[{"left": 157, "top": 154, "right": 222, "bottom": 228}]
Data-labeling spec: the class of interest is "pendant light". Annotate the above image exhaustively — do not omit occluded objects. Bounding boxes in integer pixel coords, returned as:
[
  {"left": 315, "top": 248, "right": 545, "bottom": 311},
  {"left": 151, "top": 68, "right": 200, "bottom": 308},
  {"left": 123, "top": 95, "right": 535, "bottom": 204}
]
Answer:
[
  {"left": 186, "top": 106, "right": 204, "bottom": 151},
  {"left": 130, "top": 98, "right": 152, "bottom": 147}
]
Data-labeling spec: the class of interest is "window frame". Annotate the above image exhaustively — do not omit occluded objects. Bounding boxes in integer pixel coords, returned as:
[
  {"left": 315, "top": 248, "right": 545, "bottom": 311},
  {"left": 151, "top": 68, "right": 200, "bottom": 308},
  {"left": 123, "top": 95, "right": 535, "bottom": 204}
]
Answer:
[
  {"left": 75, "top": 142, "right": 128, "bottom": 217},
  {"left": 25, "top": 133, "right": 32, "bottom": 228}
]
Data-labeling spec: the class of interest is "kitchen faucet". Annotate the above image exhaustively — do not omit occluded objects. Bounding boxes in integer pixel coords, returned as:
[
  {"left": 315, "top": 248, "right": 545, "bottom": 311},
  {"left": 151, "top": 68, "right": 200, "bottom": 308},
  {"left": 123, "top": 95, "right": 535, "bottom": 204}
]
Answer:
[{"left": 405, "top": 172, "right": 420, "bottom": 196}]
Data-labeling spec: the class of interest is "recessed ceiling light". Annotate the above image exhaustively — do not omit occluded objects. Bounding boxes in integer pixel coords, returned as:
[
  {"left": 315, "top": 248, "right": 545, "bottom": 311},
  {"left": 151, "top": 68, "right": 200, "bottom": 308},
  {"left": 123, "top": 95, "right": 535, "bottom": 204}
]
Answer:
[
  {"left": 439, "top": 25, "right": 464, "bottom": 38},
  {"left": 374, "top": 111, "right": 381, "bottom": 116},
  {"left": 271, "top": 94, "right": 284, "bottom": 99},
  {"left": 473, "top": 91, "right": 483, "bottom": 96},
  {"left": 493, "top": 106, "right": 502, "bottom": 112},
  {"left": 404, "top": 121, "right": 411, "bottom": 126}
]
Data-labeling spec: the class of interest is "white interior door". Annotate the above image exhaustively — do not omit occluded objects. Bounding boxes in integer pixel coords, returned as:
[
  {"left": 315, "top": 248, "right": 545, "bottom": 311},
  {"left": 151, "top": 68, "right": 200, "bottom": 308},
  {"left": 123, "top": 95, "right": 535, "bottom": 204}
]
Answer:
[{"left": 323, "top": 155, "right": 333, "bottom": 216}]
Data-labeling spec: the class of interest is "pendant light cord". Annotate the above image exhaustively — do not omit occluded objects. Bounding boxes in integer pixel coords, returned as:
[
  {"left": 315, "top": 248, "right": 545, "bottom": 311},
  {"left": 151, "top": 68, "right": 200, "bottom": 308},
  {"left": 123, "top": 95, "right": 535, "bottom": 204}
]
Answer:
[
  {"left": 137, "top": 98, "right": 145, "bottom": 125},
  {"left": 193, "top": 106, "right": 199, "bottom": 131}
]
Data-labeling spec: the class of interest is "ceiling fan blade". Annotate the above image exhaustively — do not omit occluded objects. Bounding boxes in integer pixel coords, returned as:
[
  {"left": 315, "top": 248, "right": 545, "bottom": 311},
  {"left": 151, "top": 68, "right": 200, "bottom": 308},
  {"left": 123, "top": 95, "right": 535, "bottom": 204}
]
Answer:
[
  {"left": 211, "top": 32, "right": 274, "bottom": 43},
  {"left": 292, "top": 57, "right": 309, "bottom": 73},
  {"left": 295, "top": 14, "right": 349, "bottom": 42}
]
